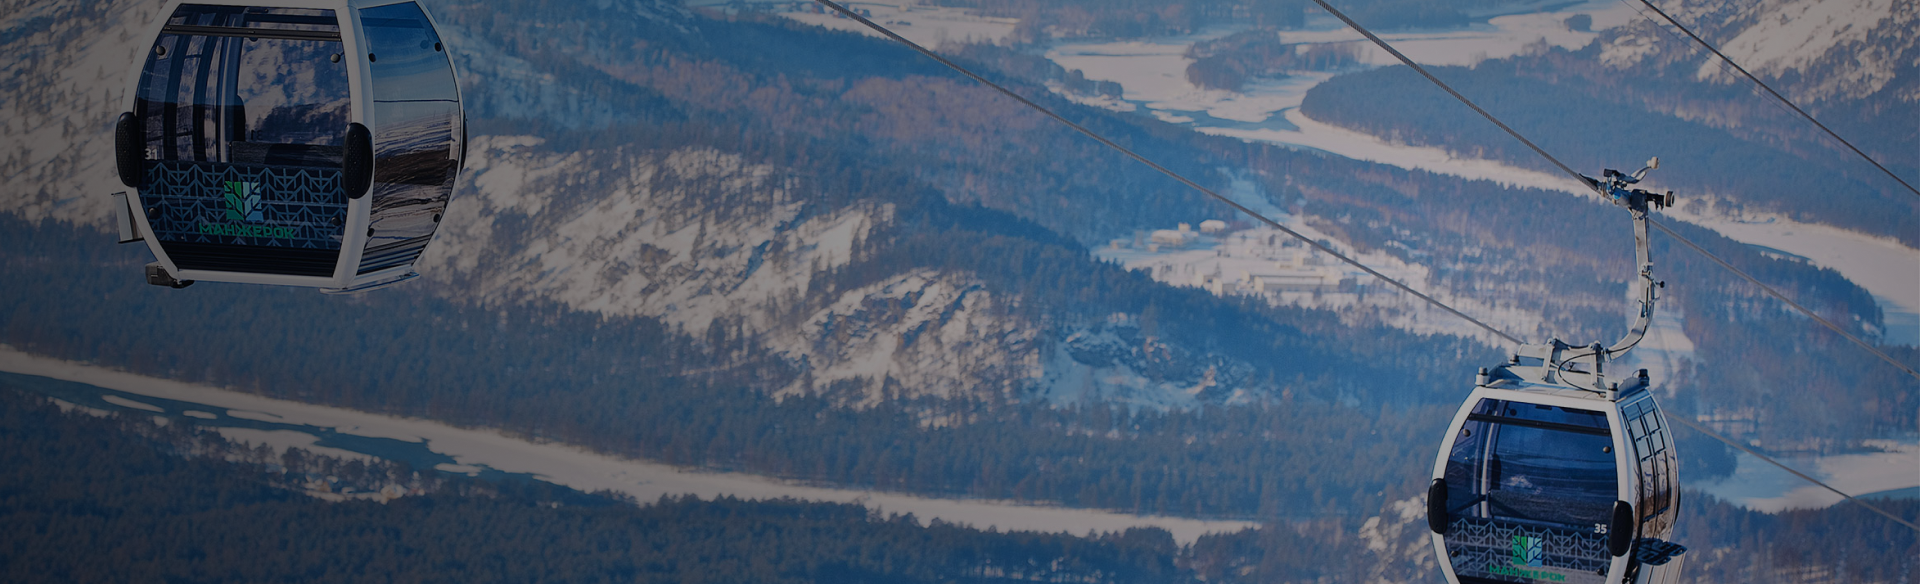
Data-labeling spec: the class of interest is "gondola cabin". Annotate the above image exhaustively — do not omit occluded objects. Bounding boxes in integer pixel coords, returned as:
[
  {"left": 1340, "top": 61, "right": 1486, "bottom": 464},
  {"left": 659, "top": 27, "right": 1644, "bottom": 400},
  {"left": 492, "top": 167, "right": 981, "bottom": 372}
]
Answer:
[
  {"left": 1428, "top": 373, "right": 1684, "bottom": 584},
  {"left": 111, "top": 0, "right": 464, "bottom": 292},
  {"left": 1426, "top": 161, "right": 1687, "bottom": 584}
]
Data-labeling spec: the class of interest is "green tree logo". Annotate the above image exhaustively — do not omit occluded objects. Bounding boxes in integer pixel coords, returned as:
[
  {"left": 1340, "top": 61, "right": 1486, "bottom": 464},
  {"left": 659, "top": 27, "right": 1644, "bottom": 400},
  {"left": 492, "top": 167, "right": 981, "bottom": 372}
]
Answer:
[
  {"left": 1511, "top": 535, "right": 1544, "bottom": 567},
  {"left": 223, "top": 181, "right": 263, "bottom": 223}
]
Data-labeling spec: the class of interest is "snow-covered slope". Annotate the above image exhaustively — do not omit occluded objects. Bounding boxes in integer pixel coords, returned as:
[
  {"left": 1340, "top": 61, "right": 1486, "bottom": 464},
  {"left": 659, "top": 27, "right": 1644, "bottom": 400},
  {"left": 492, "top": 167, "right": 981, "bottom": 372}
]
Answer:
[
  {"left": 421, "top": 136, "right": 1273, "bottom": 408},
  {"left": 1600, "top": 0, "right": 1917, "bottom": 106},
  {"left": 0, "top": 0, "right": 1280, "bottom": 411},
  {"left": 0, "top": 0, "right": 166, "bottom": 227}
]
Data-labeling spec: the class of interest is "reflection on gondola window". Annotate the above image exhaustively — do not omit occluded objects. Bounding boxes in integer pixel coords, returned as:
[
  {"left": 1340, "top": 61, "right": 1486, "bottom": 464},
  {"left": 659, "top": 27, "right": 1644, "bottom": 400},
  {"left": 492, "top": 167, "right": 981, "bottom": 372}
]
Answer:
[
  {"left": 1446, "top": 399, "right": 1616, "bottom": 529},
  {"left": 136, "top": 5, "right": 347, "bottom": 167}
]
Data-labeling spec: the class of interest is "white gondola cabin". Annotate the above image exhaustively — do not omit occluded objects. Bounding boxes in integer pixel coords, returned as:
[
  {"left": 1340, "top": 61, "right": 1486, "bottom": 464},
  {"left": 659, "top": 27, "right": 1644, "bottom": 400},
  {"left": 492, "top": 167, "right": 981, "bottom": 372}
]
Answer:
[
  {"left": 1428, "top": 373, "right": 1684, "bottom": 584},
  {"left": 1427, "top": 161, "right": 1688, "bottom": 584},
  {"left": 112, "top": 0, "right": 464, "bottom": 292}
]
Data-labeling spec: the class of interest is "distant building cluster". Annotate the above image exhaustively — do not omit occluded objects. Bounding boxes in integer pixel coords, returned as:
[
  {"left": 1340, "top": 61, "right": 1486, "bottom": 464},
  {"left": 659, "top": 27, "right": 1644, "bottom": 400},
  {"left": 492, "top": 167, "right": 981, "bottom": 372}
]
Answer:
[
  {"left": 1109, "top": 220, "right": 1363, "bottom": 298},
  {"left": 785, "top": 1, "right": 873, "bottom": 17}
]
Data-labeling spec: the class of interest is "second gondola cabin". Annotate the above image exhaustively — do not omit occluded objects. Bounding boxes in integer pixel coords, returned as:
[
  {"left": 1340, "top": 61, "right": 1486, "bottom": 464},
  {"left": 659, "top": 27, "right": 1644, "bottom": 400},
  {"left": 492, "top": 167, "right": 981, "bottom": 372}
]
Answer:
[{"left": 111, "top": 0, "right": 464, "bottom": 292}]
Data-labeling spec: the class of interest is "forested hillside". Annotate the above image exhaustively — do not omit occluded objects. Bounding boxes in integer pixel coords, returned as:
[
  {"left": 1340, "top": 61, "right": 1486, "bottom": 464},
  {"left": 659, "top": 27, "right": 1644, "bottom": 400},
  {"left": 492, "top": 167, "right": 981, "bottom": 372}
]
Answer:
[
  {"left": 1185, "top": 29, "right": 1364, "bottom": 91},
  {"left": 1, "top": 212, "right": 1471, "bottom": 519},
  {"left": 1300, "top": 62, "right": 1919, "bottom": 247},
  {"left": 1, "top": 0, "right": 1916, "bottom": 580},
  {"left": 0, "top": 389, "right": 1211, "bottom": 583},
  {"left": 6, "top": 381, "right": 1911, "bottom": 583}
]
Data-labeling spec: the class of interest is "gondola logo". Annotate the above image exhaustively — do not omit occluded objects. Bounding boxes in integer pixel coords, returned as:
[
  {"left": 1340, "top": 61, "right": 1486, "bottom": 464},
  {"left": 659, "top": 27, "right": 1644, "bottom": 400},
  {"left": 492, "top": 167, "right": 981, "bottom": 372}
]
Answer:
[
  {"left": 1484, "top": 534, "right": 1566, "bottom": 582},
  {"left": 1512, "top": 535, "right": 1544, "bottom": 567},
  {"left": 198, "top": 180, "right": 296, "bottom": 239},
  {"left": 223, "top": 181, "right": 264, "bottom": 223}
]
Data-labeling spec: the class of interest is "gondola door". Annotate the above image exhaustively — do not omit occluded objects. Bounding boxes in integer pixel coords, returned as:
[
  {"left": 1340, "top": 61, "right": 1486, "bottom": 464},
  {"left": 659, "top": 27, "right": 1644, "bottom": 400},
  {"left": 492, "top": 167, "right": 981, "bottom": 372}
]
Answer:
[
  {"left": 129, "top": 3, "right": 354, "bottom": 284},
  {"left": 1433, "top": 390, "right": 1629, "bottom": 584}
]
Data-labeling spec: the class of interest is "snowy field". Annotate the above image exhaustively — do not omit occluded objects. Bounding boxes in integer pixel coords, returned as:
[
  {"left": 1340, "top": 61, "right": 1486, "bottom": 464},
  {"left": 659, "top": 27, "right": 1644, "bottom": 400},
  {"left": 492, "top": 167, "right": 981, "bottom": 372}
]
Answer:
[
  {"left": 0, "top": 347, "right": 1255, "bottom": 543},
  {"left": 1092, "top": 178, "right": 1549, "bottom": 348},
  {"left": 12, "top": 344, "right": 1909, "bottom": 513},
  {"left": 701, "top": 0, "right": 1018, "bottom": 47},
  {"left": 1044, "top": 0, "right": 1633, "bottom": 132},
  {"left": 1696, "top": 438, "right": 1920, "bottom": 512}
]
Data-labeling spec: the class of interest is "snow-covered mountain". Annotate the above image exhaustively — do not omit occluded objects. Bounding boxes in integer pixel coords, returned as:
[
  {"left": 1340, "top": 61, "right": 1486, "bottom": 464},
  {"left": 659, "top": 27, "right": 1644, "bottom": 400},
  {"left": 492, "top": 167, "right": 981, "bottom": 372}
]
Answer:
[
  {"left": 1598, "top": 0, "right": 1916, "bottom": 123},
  {"left": 420, "top": 135, "right": 1273, "bottom": 408},
  {"left": 0, "top": 0, "right": 166, "bottom": 227}
]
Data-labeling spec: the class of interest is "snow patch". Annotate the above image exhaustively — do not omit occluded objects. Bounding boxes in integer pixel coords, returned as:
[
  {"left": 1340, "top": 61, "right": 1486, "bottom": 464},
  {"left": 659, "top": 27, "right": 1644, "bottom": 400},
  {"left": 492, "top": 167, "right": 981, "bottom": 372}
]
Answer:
[
  {"left": 0, "top": 0, "right": 171, "bottom": 228},
  {"left": 1097, "top": 176, "right": 1543, "bottom": 349},
  {"left": 102, "top": 394, "right": 165, "bottom": 413},
  {"left": 435, "top": 462, "right": 485, "bottom": 475},
  {"left": 50, "top": 398, "right": 111, "bottom": 417},
  {"left": 754, "top": 2, "right": 1017, "bottom": 47},
  {"left": 422, "top": 139, "right": 887, "bottom": 336},
  {"left": 227, "top": 409, "right": 287, "bottom": 423},
  {"left": 773, "top": 269, "right": 1045, "bottom": 405},
  {"left": 1044, "top": 1, "right": 1636, "bottom": 129},
  {"left": 1701, "top": 0, "right": 1896, "bottom": 87},
  {"left": 1697, "top": 438, "right": 1920, "bottom": 511},
  {"left": 214, "top": 428, "right": 381, "bottom": 464}
]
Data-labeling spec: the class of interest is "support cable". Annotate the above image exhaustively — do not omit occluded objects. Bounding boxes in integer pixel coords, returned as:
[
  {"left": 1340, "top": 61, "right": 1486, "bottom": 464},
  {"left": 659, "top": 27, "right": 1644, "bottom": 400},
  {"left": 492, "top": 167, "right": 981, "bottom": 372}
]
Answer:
[
  {"left": 1634, "top": 0, "right": 1920, "bottom": 198},
  {"left": 1613, "top": 0, "right": 1810, "bottom": 128},
  {"left": 810, "top": 0, "right": 1918, "bottom": 533},
  {"left": 1307, "top": 0, "right": 1593, "bottom": 190},
  {"left": 810, "top": 0, "right": 1523, "bottom": 346},
  {"left": 1668, "top": 415, "right": 1920, "bottom": 532},
  {"left": 1650, "top": 217, "right": 1920, "bottom": 382}
]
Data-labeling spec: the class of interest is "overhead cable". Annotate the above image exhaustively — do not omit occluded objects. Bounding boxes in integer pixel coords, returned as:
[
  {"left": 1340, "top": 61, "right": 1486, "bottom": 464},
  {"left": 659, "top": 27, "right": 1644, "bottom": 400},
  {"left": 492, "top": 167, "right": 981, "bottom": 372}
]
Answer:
[
  {"left": 1650, "top": 218, "right": 1920, "bottom": 382},
  {"left": 1312, "top": 0, "right": 1920, "bottom": 532},
  {"left": 1634, "top": 0, "right": 1920, "bottom": 198},
  {"left": 1668, "top": 415, "right": 1920, "bottom": 532},
  {"left": 1305, "top": 0, "right": 1595, "bottom": 191},
  {"left": 809, "top": 0, "right": 1524, "bottom": 346},
  {"left": 1307, "top": 0, "right": 1920, "bottom": 384}
]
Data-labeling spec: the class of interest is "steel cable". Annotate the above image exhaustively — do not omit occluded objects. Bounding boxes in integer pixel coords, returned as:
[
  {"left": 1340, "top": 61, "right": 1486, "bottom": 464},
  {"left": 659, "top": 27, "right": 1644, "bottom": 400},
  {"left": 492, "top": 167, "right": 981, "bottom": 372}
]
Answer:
[{"left": 1634, "top": 0, "right": 1920, "bottom": 198}]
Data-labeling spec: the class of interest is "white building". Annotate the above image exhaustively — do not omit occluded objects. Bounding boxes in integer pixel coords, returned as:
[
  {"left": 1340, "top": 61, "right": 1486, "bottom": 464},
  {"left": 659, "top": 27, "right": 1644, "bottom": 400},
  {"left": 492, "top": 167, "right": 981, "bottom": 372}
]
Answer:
[{"left": 1150, "top": 229, "right": 1198, "bottom": 248}]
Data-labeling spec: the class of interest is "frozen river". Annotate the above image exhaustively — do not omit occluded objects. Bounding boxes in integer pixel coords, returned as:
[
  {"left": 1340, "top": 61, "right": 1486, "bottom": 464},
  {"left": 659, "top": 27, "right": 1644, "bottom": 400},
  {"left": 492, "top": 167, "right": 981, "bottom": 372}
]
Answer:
[
  {"left": 7, "top": 344, "right": 1912, "bottom": 515},
  {"left": 0, "top": 348, "right": 1254, "bottom": 544}
]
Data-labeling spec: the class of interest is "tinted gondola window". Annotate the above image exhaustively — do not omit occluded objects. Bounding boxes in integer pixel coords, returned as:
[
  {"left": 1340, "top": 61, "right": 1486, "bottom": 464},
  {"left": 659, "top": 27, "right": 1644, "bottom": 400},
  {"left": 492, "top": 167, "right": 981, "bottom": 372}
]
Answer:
[
  {"left": 1444, "top": 398, "right": 1615, "bottom": 583},
  {"left": 357, "top": 2, "right": 460, "bottom": 275},
  {"left": 138, "top": 6, "right": 348, "bottom": 166}
]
